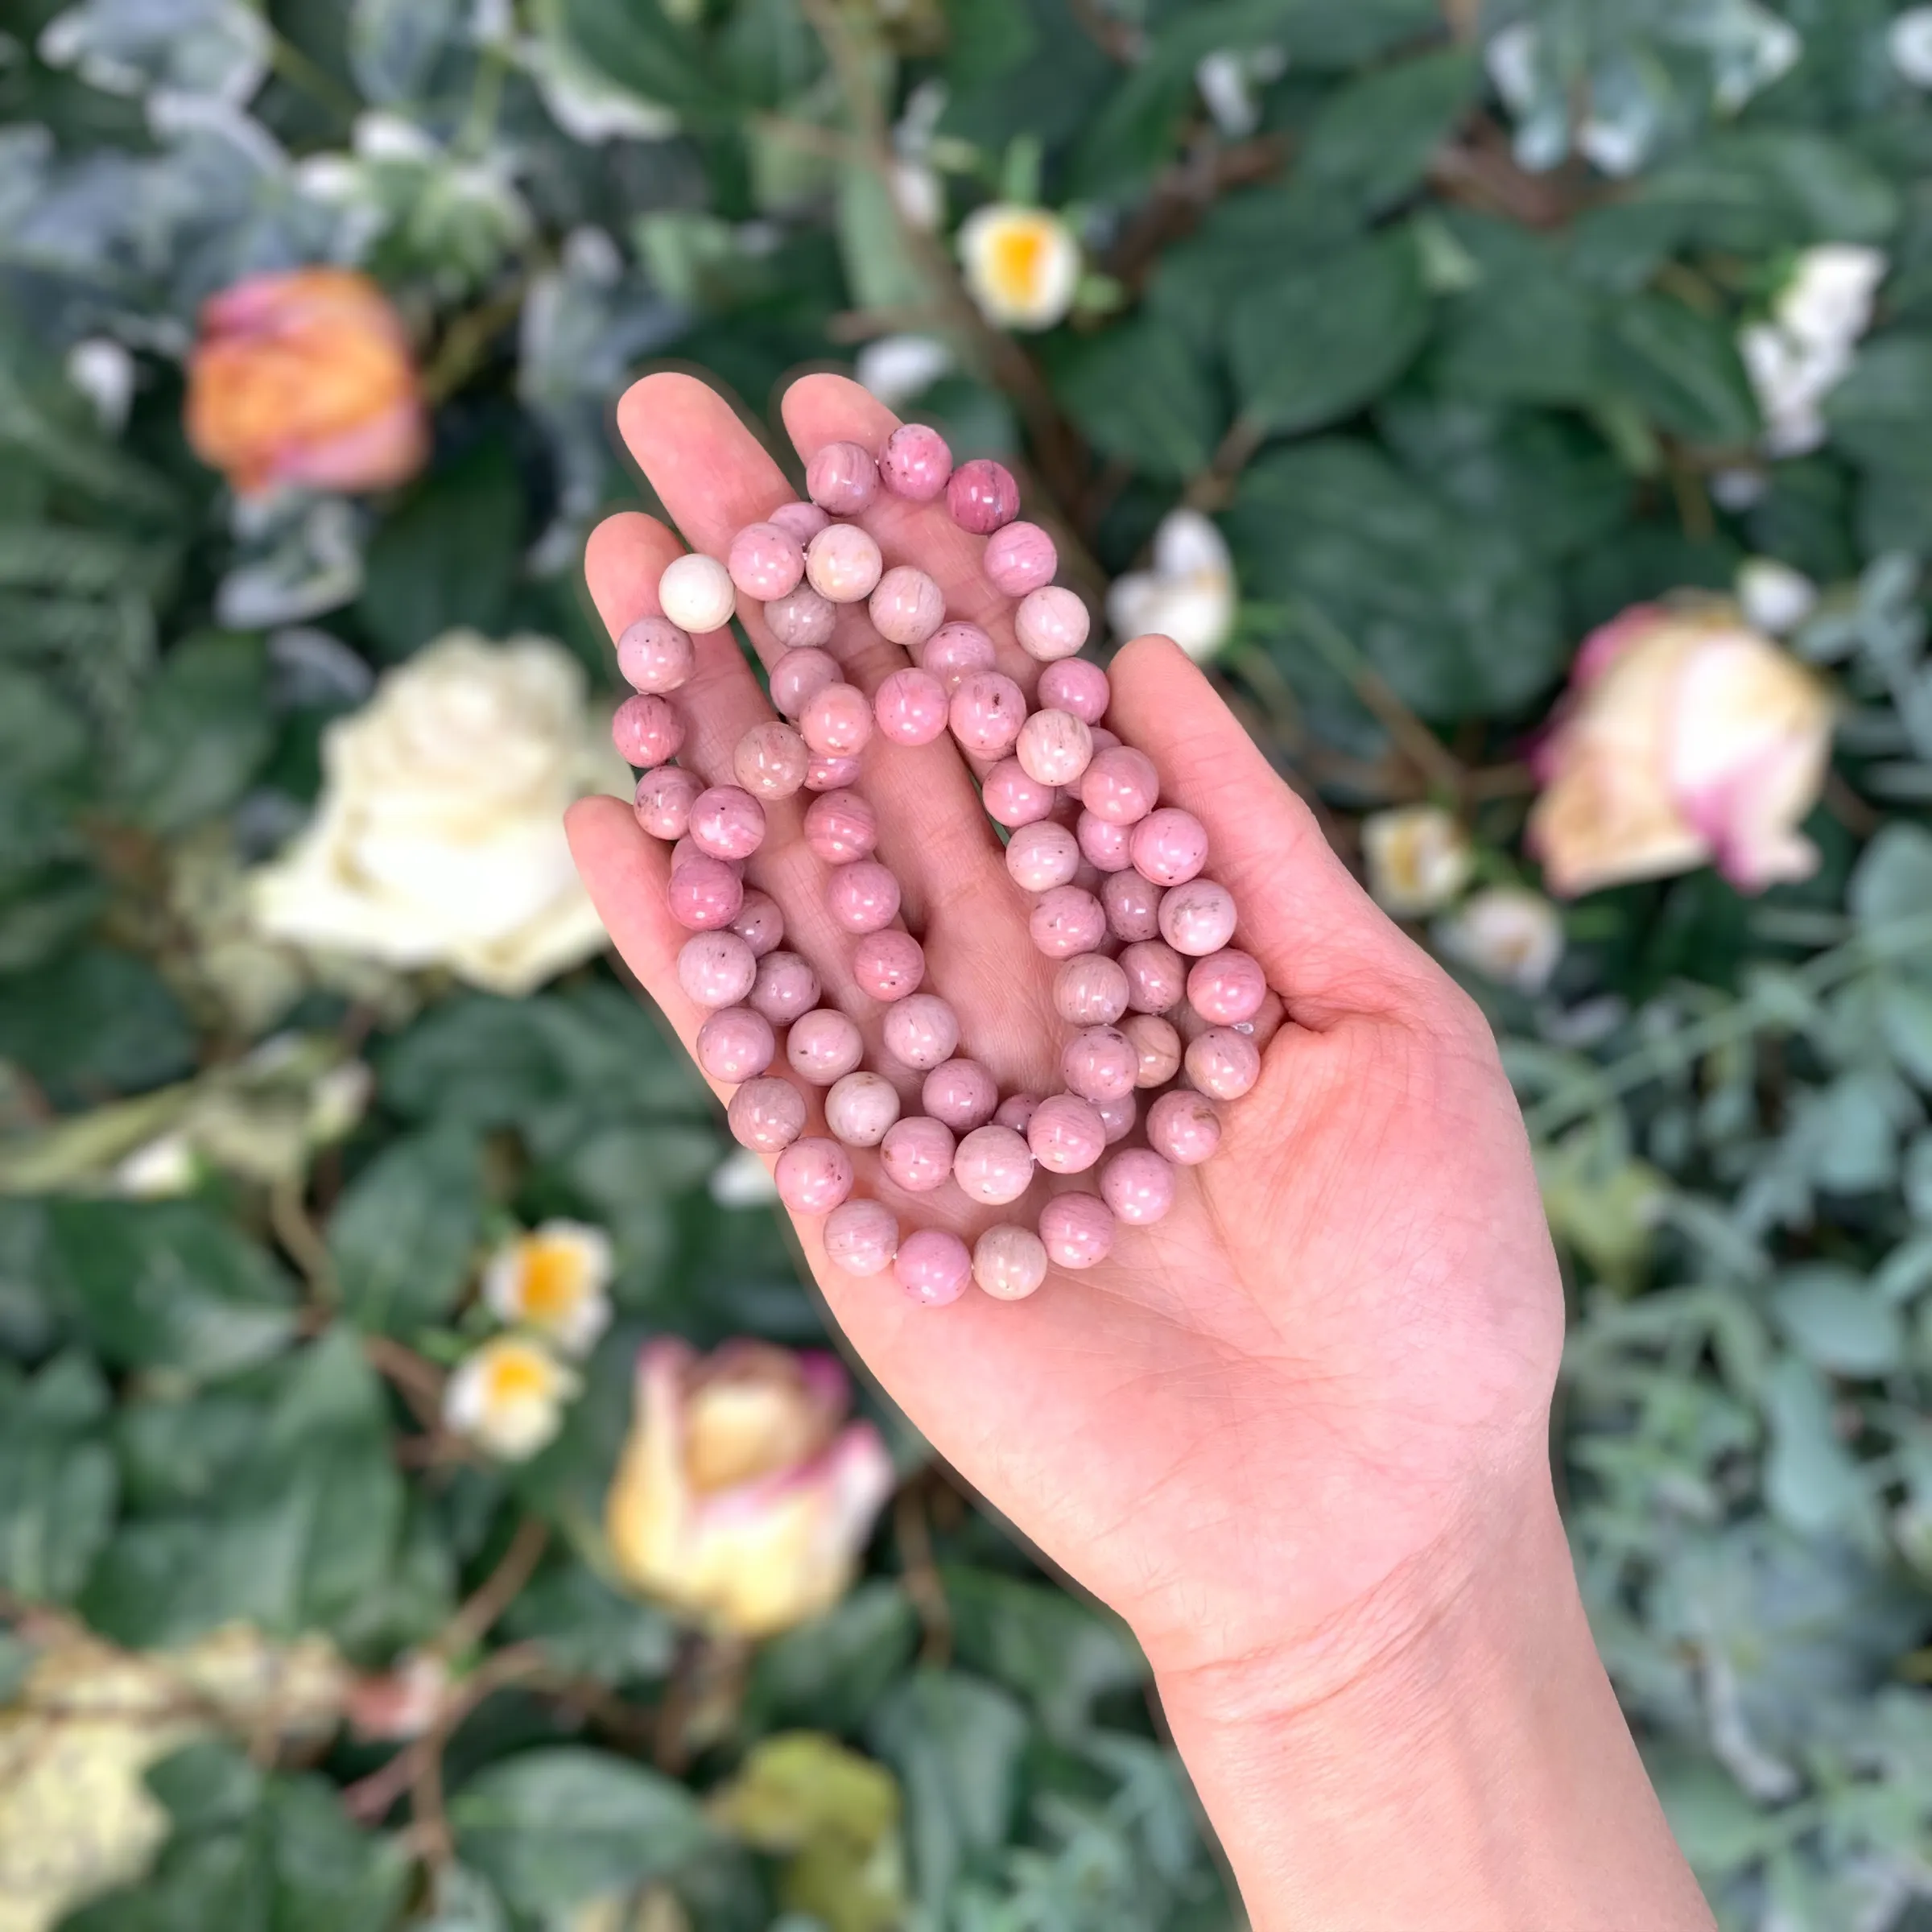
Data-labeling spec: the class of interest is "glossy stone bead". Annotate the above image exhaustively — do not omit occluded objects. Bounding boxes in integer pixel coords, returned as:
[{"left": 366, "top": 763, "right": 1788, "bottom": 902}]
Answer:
[
  {"left": 668, "top": 855, "right": 745, "bottom": 931},
  {"left": 1055, "top": 954, "right": 1130, "bottom": 1026},
  {"left": 1026, "top": 1093, "right": 1107, "bottom": 1175},
  {"left": 634, "top": 766, "right": 702, "bottom": 840},
  {"left": 1076, "top": 811, "right": 1133, "bottom": 873},
  {"left": 880, "top": 1115, "right": 956, "bottom": 1194},
  {"left": 870, "top": 566, "right": 947, "bottom": 648},
  {"left": 800, "top": 681, "right": 874, "bottom": 757},
  {"left": 824, "top": 1071, "right": 902, "bottom": 1148},
  {"left": 1015, "top": 586, "right": 1090, "bottom": 663},
  {"left": 1061, "top": 1026, "right": 1137, "bottom": 1103},
  {"left": 770, "top": 646, "right": 840, "bottom": 718},
  {"left": 827, "top": 860, "right": 902, "bottom": 934},
  {"left": 879, "top": 422, "right": 954, "bottom": 502},
  {"left": 733, "top": 720, "right": 810, "bottom": 800},
  {"left": 1119, "top": 939, "right": 1187, "bottom": 1013},
  {"left": 768, "top": 501, "right": 830, "bottom": 546},
  {"left": 805, "top": 523, "right": 883, "bottom": 602},
  {"left": 1016, "top": 709, "right": 1093, "bottom": 787},
  {"left": 985, "top": 521, "right": 1057, "bottom": 597},
  {"left": 983, "top": 759, "right": 1057, "bottom": 828},
  {"left": 729, "top": 890, "right": 785, "bottom": 959},
  {"left": 1096, "top": 1090, "right": 1137, "bottom": 1144},
  {"left": 1005, "top": 820, "right": 1080, "bottom": 892},
  {"left": 688, "top": 786, "right": 766, "bottom": 861},
  {"left": 824, "top": 1197, "right": 900, "bottom": 1276},
  {"left": 1148, "top": 1088, "right": 1220, "bottom": 1166},
  {"left": 728, "top": 1075, "right": 807, "bottom": 1152},
  {"left": 799, "top": 791, "right": 873, "bottom": 865},
  {"left": 727, "top": 521, "right": 806, "bottom": 601},
  {"left": 1088, "top": 725, "right": 1122, "bottom": 756},
  {"left": 922, "top": 1059, "right": 999, "bottom": 1133},
  {"left": 994, "top": 1092, "right": 1041, "bottom": 1133},
  {"left": 1101, "top": 869, "right": 1162, "bottom": 940},
  {"left": 1158, "top": 879, "right": 1238, "bottom": 956},
  {"left": 953, "top": 1125, "right": 1035, "bottom": 1206},
  {"left": 947, "top": 457, "right": 1020, "bottom": 535},
  {"left": 765, "top": 582, "right": 838, "bottom": 650},
  {"left": 678, "top": 931, "right": 757, "bottom": 1009},
  {"left": 949, "top": 671, "right": 1027, "bottom": 759},
  {"left": 1081, "top": 746, "right": 1159, "bottom": 825},
  {"left": 1101, "top": 1147, "right": 1175, "bottom": 1226},
  {"left": 658, "top": 553, "right": 736, "bottom": 634},
  {"left": 1030, "top": 886, "right": 1107, "bottom": 960},
  {"left": 776, "top": 1136, "right": 854, "bottom": 1215},
  {"left": 895, "top": 1227, "right": 972, "bottom": 1306},
  {"left": 1039, "top": 1193, "right": 1114, "bottom": 1270},
  {"left": 807, "top": 440, "right": 878, "bottom": 514},
  {"left": 698, "top": 1005, "right": 776, "bottom": 1084},
  {"left": 617, "top": 615, "right": 696, "bottom": 693},
  {"left": 1187, "top": 948, "right": 1267, "bottom": 1026},
  {"left": 1131, "top": 808, "right": 1209, "bottom": 888},
  {"left": 873, "top": 667, "right": 950, "bottom": 745},
  {"left": 748, "top": 950, "right": 820, "bottom": 1025},
  {"left": 1187, "top": 1026, "right": 1261, "bottom": 1100},
  {"left": 973, "top": 1224, "right": 1049, "bottom": 1301},
  {"left": 670, "top": 836, "right": 731, "bottom": 876},
  {"left": 1121, "top": 1012, "right": 1182, "bottom": 1087},
  {"left": 852, "top": 929, "right": 925, "bottom": 1001},
  {"left": 806, "top": 753, "right": 863, "bottom": 791},
  {"left": 613, "top": 693, "right": 685, "bottom": 769},
  {"left": 787, "top": 1008, "right": 865, "bottom": 1085},
  {"left": 1038, "top": 658, "right": 1109, "bottom": 724},
  {"left": 882, "top": 993, "right": 959, "bottom": 1071},
  {"left": 919, "top": 621, "right": 997, "bottom": 692}
]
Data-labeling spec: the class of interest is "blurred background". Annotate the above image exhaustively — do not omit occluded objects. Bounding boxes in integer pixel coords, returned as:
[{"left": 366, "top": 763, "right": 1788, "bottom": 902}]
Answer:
[{"left": 1, "top": 0, "right": 1930, "bottom": 1927}]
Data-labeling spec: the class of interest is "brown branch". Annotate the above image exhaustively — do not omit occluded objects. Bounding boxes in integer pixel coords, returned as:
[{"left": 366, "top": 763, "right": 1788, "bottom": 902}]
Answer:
[
  {"left": 362, "top": 1334, "right": 448, "bottom": 1435},
  {"left": 1104, "top": 134, "right": 1291, "bottom": 295},
  {"left": 1068, "top": 0, "right": 1145, "bottom": 62},
  {"left": 434, "top": 1516, "right": 551, "bottom": 1661},
  {"left": 1427, "top": 118, "right": 1591, "bottom": 230},
  {"left": 407, "top": 1643, "right": 551, "bottom": 1868},
  {"left": 894, "top": 1483, "right": 953, "bottom": 1667},
  {"left": 270, "top": 1174, "right": 336, "bottom": 1306}
]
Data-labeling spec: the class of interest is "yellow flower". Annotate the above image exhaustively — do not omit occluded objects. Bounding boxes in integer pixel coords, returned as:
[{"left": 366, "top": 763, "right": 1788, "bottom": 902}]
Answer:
[
  {"left": 482, "top": 1220, "right": 613, "bottom": 1356},
  {"left": 444, "top": 1336, "right": 580, "bottom": 1461},
  {"left": 607, "top": 1340, "right": 894, "bottom": 1639},
  {"left": 1360, "top": 805, "right": 1475, "bottom": 919},
  {"left": 957, "top": 204, "right": 1081, "bottom": 331}
]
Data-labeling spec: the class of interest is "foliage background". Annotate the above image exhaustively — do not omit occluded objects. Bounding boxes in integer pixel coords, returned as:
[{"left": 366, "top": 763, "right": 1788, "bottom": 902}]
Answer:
[{"left": 2, "top": 0, "right": 1932, "bottom": 1927}]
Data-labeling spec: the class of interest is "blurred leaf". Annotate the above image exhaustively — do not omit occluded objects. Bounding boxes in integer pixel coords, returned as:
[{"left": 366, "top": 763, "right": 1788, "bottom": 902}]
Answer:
[
  {"left": 1762, "top": 1356, "right": 1868, "bottom": 1536},
  {"left": 1426, "top": 220, "right": 1600, "bottom": 408},
  {"left": 1051, "top": 318, "right": 1223, "bottom": 480},
  {"left": 111, "top": 632, "right": 273, "bottom": 836},
  {"left": 1771, "top": 1266, "right": 1903, "bottom": 1376},
  {"left": 0, "top": 947, "right": 195, "bottom": 1106},
  {"left": 349, "top": 0, "right": 473, "bottom": 107},
  {"left": 501, "top": 1560, "right": 679, "bottom": 1682},
  {"left": 743, "top": 1580, "right": 919, "bottom": 1736},
  {"left": 1301, "top": 49, "right": 1480, "bottom": 219},
  {"left": 0, "top": 1351, "right": 117, "bottom": 1604},
  {"left": 1827, "top": 334, "right": 1932, "bottom": 481},
  {"left": 557, "top": 0, "right": 720, "bottom": 116},
  {"left": 328, "top": 1125, "right": 484, "bottom": 1335},
  {"left": 1850, "top": 824, "right": 1932, "bottom": 927},
  {"left": 1600, "top": 293, "right": 1760, "bottom": 448},
  {"left": 147, "top": 1742, "right": 265, "bottom": 1835}
]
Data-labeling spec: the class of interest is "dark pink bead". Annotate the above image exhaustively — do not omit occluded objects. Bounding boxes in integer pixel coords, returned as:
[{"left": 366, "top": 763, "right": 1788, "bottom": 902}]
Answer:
[
  {"left": 634, "top": 766, "right": 702, "bottom": 840},
  {"left": 1148, "top": 1088, "right": 1220, "bottom": 1166},
  {"left": 775, "top": 1136, "right": 854, "bottom": 1215},
  {"left": 853, "top": 928, "right": 925, "bottom": 1001},
  {"left": 803, "top": 789, "right": 877, "bottom": 864},
  {"left": 613, "top": 693, "right": 685, "bottom": 768},
  {"left": 984, "top": 520, "right": 1057, "bottom": 597},
  {"left": 696, "top": 1006, "right": 775, "bottom": 1084},
  {"left": 1076, "top": 811, "right": 1133, "bottom": 872},
  {"left": 1101, "top": 870, "right": 1162, "bottom": 940},
  {"left": 617, "top": 616, "right": 696, "bottom": 693},
  {"left": 806, "top": 440, "right": 878, "bottom": 514},
  {"left": 1026, "top": 1093, "right": 1107, "bottom": 1175},
  {"left": 983, "top": 759, "right": 1057, "bottom": 828},
  {"left": 770, "top": 646, "right": 840, "bottom": 719},
  {"left": 768, "top": 501, "right": 830, "bottom": 545},
  {"left": 749, "top": 950, "right": 820, "bottom": 1025},
  {"left": 824, "top": 1197, "right": 900, "bottom": 1276},
  {"left": 689, "top": 786, "right": 766, "bottom": 861},
  {"left": 919, "top": 621, "right": 997, "bottom": 693},
  {"left": 1119, "top": 939, "right": 1187, "bottom": 1013},
  {"left": 668, "top": 855, "right": 745, "bottom": 931},
  {"left": 1100, "top": 1147, "right": 1174, "bottom": 1226},
  {"left": 1080, "top": 746, "right": 1159, "bottom": 825},
  {"left": 880, "top": 1114, "right": 957, "bottom": 1193},
  {"left": 1187, "top": 948, "right": 1267, "bottom": 1025},
  {"left": 1038, "top": 658, "right": 1109, "bottom": 723},
  {"left": 874, "top": 667, "right": 951, "bottom": 745},
  {"left": 1030, "top": 885, "right": 1107, "bottom": 959},
  {"left": 827, "top": 860, "right": 902, "bottom": 935},
  {"left": 1061, "top": 1026, "right": 1137, "bottom": 1102},
  {"left": 729, "top": 890, "right": 784, "bottom": 958},
  {"left": 1039, "top": 1193, "right": 1114, "bottom": 1270},
  {"left": 895, "top": 1227, "right": 972, "bottom": 1305},
  {"left": 947, "top": 457, "right": 1020, "bottom": 535},
  {"left": 728, "top": 1075, "right": 807, "bottom": 1152},
  {"left": 949, "top": 671, "right": 1026, "bottom": 759},
  {"left": 994, "top": 1092, "right": 1041, "bottom": 1133},
  {"left": 922, "top": 1058, "right": 999, "bottom": 1132},
  {"left": 1131, "top": 808, "right": 1209, "bottom": 888},
  {"left": 879, "top": 423, "right": 953, "bottom": 502}
]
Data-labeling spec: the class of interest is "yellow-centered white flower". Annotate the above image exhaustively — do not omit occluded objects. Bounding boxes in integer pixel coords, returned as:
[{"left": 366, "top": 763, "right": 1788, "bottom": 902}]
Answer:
[
  {"left": 958, "top": 204, "right": 1081, "bottom": 331},
  {"left": 444, "top": 1336, "right": 580, "bottom": 1461},
  {"left": 1361, "top": 805, "right": 1476, "bottom": 919},
  {"left": 481, "top": 1220, "right": 613, "bottom": 1356}
]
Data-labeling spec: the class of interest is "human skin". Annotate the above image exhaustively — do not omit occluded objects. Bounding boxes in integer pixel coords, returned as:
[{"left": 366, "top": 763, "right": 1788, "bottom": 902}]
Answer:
[{"left": 566, "top": 371, "right": 1716, "bottom": 1932}]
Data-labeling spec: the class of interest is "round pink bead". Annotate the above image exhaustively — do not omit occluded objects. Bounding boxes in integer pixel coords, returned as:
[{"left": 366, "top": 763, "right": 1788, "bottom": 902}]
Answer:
[
  {"left": 824, "top": 1197, "right": 899, "bottom": 1276},
  {"left": 947, "top": 457, "right": 1019, "bottom": 535},
  {"left": 1131, "top": 808, "right": 1209, "bottom": 888},
  {"left": 1101, "top": 1148, "right": 1174, "bottom": 1226},
  {"left": 696, "top": 1006, "right": 775, "bottom": 1083},
  {"left": 919, "top": 621, "right": 997, "bottom": 693},
  {"left": 1026, "top": 1093, "right": 1107, "bottom": 1175},
  {"left": 678, "top": 931, "right": 757, "bottom": 1009},
  {"left": 1039, "top": 1193, "right": 1114, "bottom": 1270},
  {"left": 994, "top": 1092, "right": 1041, "bottom": 1133},
  {"left": 1055, "top": 954, "right": 1130, "bottom": 1026},
  {"left": 728, "top": 1075, "right": 807, "bottom": 1152},
  {"left": 803, "top": 789, "right": 877, "bottom": 864},
  {"left": 807, "top": 753, "right": 863, "bottom": 791},
  {"left": 953, "top": 1125, "right": 1034, "bottom": 1206},
  {"left": 733, "top": 720, "right": 810, "bottom": 800},
  {"left": 787, "top": 1008, "right": 865, "bottom": 1086},
  {"left": 669, "top": 856, "right": 745, "bottom": 931},
  {"left": 689, "top": 786, "right": 766, "bottom": 861},
  {"left": 827, "top": 860, "right": 902, "bottom": 935},
  {"left": 617, "top": 616, "right": 696, "bottom": 694},
  {"left": 922, "top": 1058, "right": 999, "bottom": 1133},
  {"left": 1122, "top": 1013, "right": 1182, "bottom": 1087},
  {"left": 1159, "top": 880, "right": 1238, "bottom": 956},
  {"left": 1015, "top": 586, "right": 1091, "bottom": 663},
  {"left": 879, "top": 423, "right": 953, "bottom": 502},
  {"left": 769, "top": 502, "right": 830, "bottom": 545},
  {"left": 1119, "top": 940, "right": 1187, "bottom": 1013},
  {"left": 806, "top": 440, "right": 878, "bottom": 514},
  {"left": 1016, "top": 709, "right": 1093, "bottom": 788},
  {"left": 776, "top": 1136, "right": 854, "bottom": 1215},
  {"left": 1101, "top": 869, "right": 1162, "bottom": 940},
  {"left": 765, "top": 583, "right": 838, "bottom": 650},
  {"left": 949, "top": 672, "right": 1027, "bottom": 759},
  {"left": 801, "top": 682, "right": 873, "bottom": 758},
  {"left": 1038, "top": 658, "right": 1109, "bottom": 723},
  {"left": 634, "top": 766, "right": 702, "bottom": 840},
  {"left": 1005, "top": 820, "right": 1081, "bottom": 892},
  {"left": 873, "top": 667, "right": 950, "bottom": 745},
  {"left": 973, "top": 1224, "right": 1049, "bottom": 1302},
  {"left": 824, "top": 1071, "right": 902, "bottom": 1148},
  {"left": 1088, "top": 726, "right": 1122, "bottom": 756},
  {"left": 984, "top": 521, "right": 1057, "bottom": 597},
  {"left": 1030, "top": 886, "right": 1107, "bottom": 960},
  {"left": 852, "top": 929, "right": 925, "bottom": 1001},
  {"left": 1187, "top": 948, "right": 1267, "bottom": 1026},
  {"left": 1081, "top": 747, "right": 1159, "bottom": 825},
  {"left": 729, "top": 890, "right": 784, "bottom": 958},
  {"left": 805, "top": 523, "right": 883, "bottom": 602},
  {"left": 671, "top": 836, "right": 730, "bottom": 876},
  {"left": 882, "top": 993, "right": 958, "bottom": 1071},
  {"left": 1061, "top": 1026, "right": 1137, "bottom": 1103},
  {"left": 770, "top": 646, "right": 840, "bottom": 719},
  {"left": 727, "top": 522, "right": 806, "bottom": 601},
  {"left": 895, "top": 1227, "right": 972, "bottom": 1306},
  {"left": 1187, "top": 1026, "right": 1261, "bottom": 1100},
  {"left": 613, "top": 693, "right": 685, "bottom": 768},
  {"left": 1096, "top": 1091, "right": 1137, "bottom": 1143},
  {"left": 1077, "top": 811, "right": 1133, "bottom": 873},
  {"left": 870, "top": 567, "right": 947, "bottom": 649},
  {"left": 880, "top": 1115, "right": 956, "bottom": 1193},
  {"left": 749, "top": 951, "right": 820, "bottom": 1025},
  {"left": 983, "top": 759, "right": 1057, "bottom": 828},
  {"left": 1148, "top": 1088, "right": 1221, "bottom": 1166}
]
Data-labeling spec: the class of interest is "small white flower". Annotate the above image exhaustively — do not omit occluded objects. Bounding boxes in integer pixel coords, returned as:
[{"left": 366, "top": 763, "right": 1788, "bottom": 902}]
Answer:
[
  {"left": 958, "top": 204, "right": 1081, "bottom": 332},
  {"left": 353, "top": 111, "right": 440, "bottom": 165},
  {"left": 1778, "top": 243, "right": 1887, "bottom": 349},
  {"left": 113, "top": 1132, "right": 199, "bottom": 1199},
  {"left": 1361, "top": 806, "right": 1476, "bottom": 919},
  {"left": 1194, "top": 45, "right": 1286, "bottom": 139},
  {"left": 64, "top": 337, "right": 134, "bottom": 431},
  {"left": 710, "top": 1146, "right": 780, "bottom": 1208},
  {"left": 444, "top": 1336, "right": 580, "bottom": 1461},
  {"left": 305, "top": 1061, "right": 374, "bottom": 1145},
  {"left": 1736, "top": 558, "right": 1818, "bottom": 636},
  {"left": 1711, "top": 467, "right": 1769, "bottom": 511},
  {"left": 291, "top": 152, "right": 359, "bottom": 202},
  {"left": 1889, "top": 6, "right": 1932, "bottom": 86},
  {"left": 1575, "top": 114, "right": 1649, "bottom": 179},
  {"left": 1741, "top": 246, "right": 1886, "bottom": 456},
  {"left": 1436, "top": 887, "right": 1565, "bottom": 994},
  {"left": 853, "top": 333, "right": 953, "bottom": 408},
  {"left": 481, "top": 1220, "right": 614, "bottom": 1356},
  {"left": 1484, "top": 22, "right": 1542, "bottom": 112},
  {"left": 889, "top": 159, "right": 943, "bottom": 232},
  {"left": 1105, "top": 509, "right": 1236, "bottom": 662}
]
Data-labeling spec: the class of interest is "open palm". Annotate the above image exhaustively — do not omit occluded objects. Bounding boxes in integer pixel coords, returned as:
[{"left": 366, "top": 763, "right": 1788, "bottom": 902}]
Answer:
[{"left": 567, "top": 371, "right": 1566, "bottom": 1686}]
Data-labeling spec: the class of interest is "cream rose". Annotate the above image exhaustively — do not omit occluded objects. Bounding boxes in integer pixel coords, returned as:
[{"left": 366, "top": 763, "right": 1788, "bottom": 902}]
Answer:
[{"left": 250, "top": 631, "right": 626, "bottom": 996}]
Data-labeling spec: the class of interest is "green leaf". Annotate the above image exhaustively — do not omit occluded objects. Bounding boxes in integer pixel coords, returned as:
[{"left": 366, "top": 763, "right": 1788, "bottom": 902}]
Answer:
[
  {"left": 1301, "top": 49, "right": 1480, "bottom": 219},
  {"left": 0, "top": 1351, "right": 117, "bottom": 1604},
  {"left": 1600, "top": 294, "right": 1760, "bottom": 448},
  {"left": 1880, "top": 980, "right": 1932, "bottom": 1089},
  {"left": 1850, "top": 824, "right": 1932, "bottom": 928},
  {"left": 147, "top": 1742, "right": 265, "bottom": 1835},
  {"left": 743, "top": 1579, "right": 920, "bottom": 1735},
  {"left": 1826, "top": 334, "right": 1932, "bottom": 480},
  {"left": 111, "top": 632, "right": 273, "bottom": 836},
  {"left": 1762, "top": 1356, "right": 1868, "bottom": 1535},
  {"left": 0, "top": 947, "right": 194, "bottom": 1106},
  {"left": 1770, "top": 1266, "right": 1903, "bottom": 1376},
  {"left": 328, "top": 1125, "right": 484, "bottom": 1335},
  {"left": 1051, "top": 318, "right": 1224, "bottom": 479},
  {"left": 501, "top": 1560, "right": 679, "bottom": 1682}
]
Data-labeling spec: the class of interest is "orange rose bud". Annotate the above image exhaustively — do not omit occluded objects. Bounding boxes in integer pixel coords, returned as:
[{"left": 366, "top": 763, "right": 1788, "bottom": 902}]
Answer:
[{"left": 186, "top": 267, "right": 429, "bottom": 496}]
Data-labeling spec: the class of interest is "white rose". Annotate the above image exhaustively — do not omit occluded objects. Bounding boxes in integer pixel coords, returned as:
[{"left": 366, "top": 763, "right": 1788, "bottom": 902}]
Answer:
[
  {"left": 1105, "top": 509, "right": 1236, "bottom": 661},
  {"left": 250, "top": 631, "right": 627, "bottom": 997}
]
